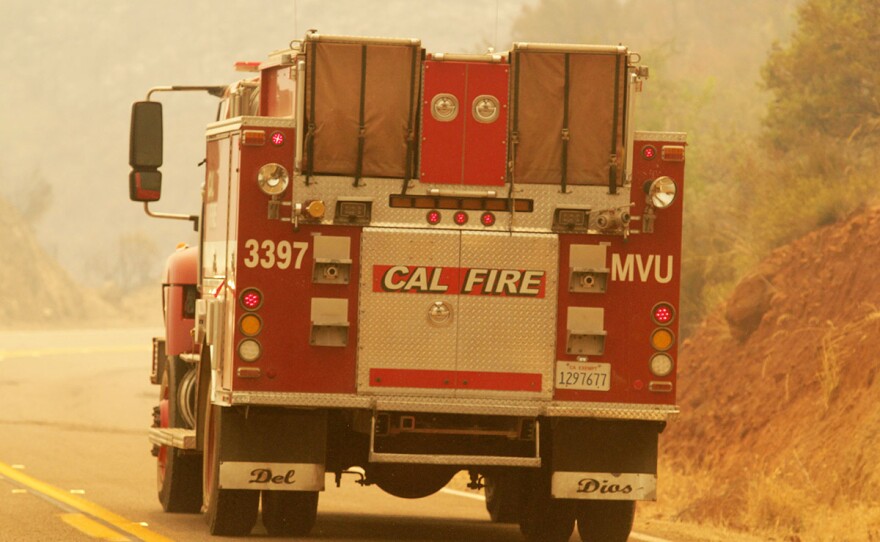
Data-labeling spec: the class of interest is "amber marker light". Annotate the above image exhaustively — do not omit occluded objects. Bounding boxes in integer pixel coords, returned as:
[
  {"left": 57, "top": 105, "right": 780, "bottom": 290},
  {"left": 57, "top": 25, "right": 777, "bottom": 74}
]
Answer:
[
  {"left": 242, "top": 130, "right": 266, "bottom": 146},
  {"left": 240, "top": 313, "right": 262, "bottom": 337},
  {"left": 650, "top": 328, "right": 675, "bottom": 351}
]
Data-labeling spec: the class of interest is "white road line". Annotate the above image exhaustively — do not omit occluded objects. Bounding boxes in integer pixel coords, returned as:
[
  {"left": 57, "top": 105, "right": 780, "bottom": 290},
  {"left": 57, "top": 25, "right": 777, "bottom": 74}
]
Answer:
[
  {"left": 439, "top": 487, "right": 486, "bottom": 501},
  {"left": 439, "top": 488, "right": 675, "bottom": 542},
  {"left": 0, "top": 345, "right": 149, "bottom": 362},
  {"left": 630, "top": 532, "right": 675, "bottom": 542}
]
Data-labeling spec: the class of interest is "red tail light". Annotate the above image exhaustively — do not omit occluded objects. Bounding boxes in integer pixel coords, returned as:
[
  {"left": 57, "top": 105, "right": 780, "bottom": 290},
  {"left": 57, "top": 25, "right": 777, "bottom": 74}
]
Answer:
[
  {"left": 240, "top": 288, "right": 263, "bottom": 311},
  {"left": 651, "top": 302, "right": 675, "bottom": 325}
]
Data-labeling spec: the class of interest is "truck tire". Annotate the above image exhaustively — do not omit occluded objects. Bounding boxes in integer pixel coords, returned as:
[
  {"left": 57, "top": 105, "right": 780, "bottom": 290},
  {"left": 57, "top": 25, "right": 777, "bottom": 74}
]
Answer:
[
  {"left": 484, "top": 471, "right": 523, "bottom": 523},
  {"left": 518, "top": 471, "right": 575, "bottom": 542},
  {"left": 576, "top": 501, "right": 635, "bottom": 542},
  {"left": 202, "top": 405, "right": 259, "bottom": 536},
  {"left": 156, "top": 356, "right": 202, "bottom": 512},
  {"left": 261, "top": 490, "right": 319, "bottom": 536}
]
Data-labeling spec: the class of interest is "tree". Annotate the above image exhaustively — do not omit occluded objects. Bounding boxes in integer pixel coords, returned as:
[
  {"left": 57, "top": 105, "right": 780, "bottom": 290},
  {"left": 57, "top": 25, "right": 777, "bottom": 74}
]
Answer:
[{"left": 762, "top": 0, "right": 880, "bottom": 152}]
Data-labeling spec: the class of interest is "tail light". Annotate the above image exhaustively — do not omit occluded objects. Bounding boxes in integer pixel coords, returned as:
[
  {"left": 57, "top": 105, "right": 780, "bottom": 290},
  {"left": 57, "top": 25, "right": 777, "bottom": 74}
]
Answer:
[
  {"left": 651, "top": 302, "right": 675, "bottom": 325},
  {"left": 240, "top": 288, "right": 263, "bottom": 310}
]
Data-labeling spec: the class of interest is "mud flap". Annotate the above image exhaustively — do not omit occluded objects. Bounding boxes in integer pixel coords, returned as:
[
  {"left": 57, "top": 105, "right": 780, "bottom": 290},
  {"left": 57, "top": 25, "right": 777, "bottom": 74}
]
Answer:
[
  {"left": 548, "top": 418, "right": 663, "bottom": 501},
  {"left": 216, "top": 407, "right": 327, "bottom": 492}
]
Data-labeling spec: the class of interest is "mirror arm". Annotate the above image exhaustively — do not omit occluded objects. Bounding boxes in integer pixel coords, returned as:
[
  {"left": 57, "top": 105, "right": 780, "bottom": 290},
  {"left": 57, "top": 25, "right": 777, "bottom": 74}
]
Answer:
[
  {"left": 146, "top": 85, "right": 227, "bottom": 101},
  {"left": 143, "top": 202, "right": 199, "bottom": 231}
]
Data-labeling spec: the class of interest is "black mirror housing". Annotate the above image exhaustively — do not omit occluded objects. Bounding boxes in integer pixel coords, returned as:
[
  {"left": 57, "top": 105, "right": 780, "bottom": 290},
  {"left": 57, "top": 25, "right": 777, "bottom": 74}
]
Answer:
[{"left": 129, "top": 101, "right": 163, "bottom": 168}]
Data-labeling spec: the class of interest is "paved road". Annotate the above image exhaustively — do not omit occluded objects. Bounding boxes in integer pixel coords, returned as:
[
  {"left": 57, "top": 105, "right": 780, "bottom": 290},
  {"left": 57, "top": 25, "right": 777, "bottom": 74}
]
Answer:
[{"left": 0, "top": 328, "right": 670, "bottom": 542}]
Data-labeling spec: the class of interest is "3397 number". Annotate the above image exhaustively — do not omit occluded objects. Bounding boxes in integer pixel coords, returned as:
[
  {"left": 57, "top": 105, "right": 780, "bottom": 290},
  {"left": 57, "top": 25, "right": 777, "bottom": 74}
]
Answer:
[{"left": 243, "top": 239, "right": 308, "bottom": 270}]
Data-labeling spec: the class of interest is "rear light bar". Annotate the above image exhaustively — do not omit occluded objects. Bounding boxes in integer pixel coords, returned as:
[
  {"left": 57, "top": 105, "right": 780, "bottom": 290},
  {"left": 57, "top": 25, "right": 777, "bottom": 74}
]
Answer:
[{"left": 389, "top": 194, "right": 533, "bottom": 213}]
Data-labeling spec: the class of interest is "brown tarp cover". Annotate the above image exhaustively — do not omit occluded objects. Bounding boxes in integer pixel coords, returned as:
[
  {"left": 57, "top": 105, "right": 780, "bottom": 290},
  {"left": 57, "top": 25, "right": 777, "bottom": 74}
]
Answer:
[
  {"left": 305, "top": 41, "right": 420, "bottom": 179},
  {"left": 513, "top": 51, "right": 627, "bottom": 186}
]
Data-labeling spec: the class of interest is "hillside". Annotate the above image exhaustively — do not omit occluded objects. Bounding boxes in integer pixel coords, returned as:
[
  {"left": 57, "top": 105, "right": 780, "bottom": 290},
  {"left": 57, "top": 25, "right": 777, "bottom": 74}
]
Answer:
[
  {"left": 0, "top": 197, "right": 130, "bottom": 328},
  {"left": 661, "top": 206, "right": 880, "bottom": 539}
]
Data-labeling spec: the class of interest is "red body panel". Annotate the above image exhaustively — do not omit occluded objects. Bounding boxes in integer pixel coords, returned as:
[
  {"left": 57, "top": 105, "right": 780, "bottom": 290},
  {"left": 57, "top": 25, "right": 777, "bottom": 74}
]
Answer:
[
  {"left": 461, "top": 62, "right": 508, "bottom": 186},
  {"left": 226, "top": 126, "right": 359, "bottom": 394},
  {"left": 420, "top": 60, "right": 508, "bottom": 186},
  {"left": 163, "top": 246, "right": 197, "bottom": 356},
  {"left": 369, "top": 368, "right": 541, "bottom": 392},
  {"left": 420, "top": 61, "right": 466, "bottom": 184},
  {"left": 554, "top": 137, "right": 685, "bottom": 405}
]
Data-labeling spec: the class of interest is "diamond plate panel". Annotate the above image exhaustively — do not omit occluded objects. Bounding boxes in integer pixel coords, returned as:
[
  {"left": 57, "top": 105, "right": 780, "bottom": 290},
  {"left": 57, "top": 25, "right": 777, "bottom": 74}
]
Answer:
[
  {"left": 358, "top": 228, "right": 460, "bottom": 395},
  {"left": 458, "top": 232, "right": 558, "bottom": 399}
]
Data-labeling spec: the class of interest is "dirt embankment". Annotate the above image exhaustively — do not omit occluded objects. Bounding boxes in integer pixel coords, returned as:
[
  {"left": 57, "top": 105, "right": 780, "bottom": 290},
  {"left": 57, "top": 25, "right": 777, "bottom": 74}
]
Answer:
[
  {"left": 0, "top": 197, "right": 159, "bottom": 328},
  {"left": 661, "top": 207, "right": 880, "bottom": 540}
]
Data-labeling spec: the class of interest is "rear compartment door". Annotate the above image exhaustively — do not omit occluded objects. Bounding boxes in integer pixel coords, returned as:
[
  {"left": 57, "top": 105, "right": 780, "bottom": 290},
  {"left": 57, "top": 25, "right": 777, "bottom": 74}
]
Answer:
[
  {"left": 457, "top": 232, "right": 556, "bottom": 399},
  {"left": 358, "top": 228, "right": 460, "bottom": 396},
  {"left": 358, "top": 228, "right": 557, "bottom": 399}
]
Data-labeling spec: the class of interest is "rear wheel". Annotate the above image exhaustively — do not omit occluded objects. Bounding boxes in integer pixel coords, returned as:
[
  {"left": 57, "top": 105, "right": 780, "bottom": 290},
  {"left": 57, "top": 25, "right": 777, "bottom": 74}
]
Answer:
[
  {"left": 484, "top": 471, "right": 523, "bottom": 523},
  {"left": 576, "top": 501, "right": 636, "bottom": 542},
  {"left": 261, "top": 490, "right": 319, "bottom": 537},
  {"left": 156, "top": 356, "right": 202, "bottom": 512},
  {"left": 202, "top": 404, "right": 259, "bottom": 536},
  {"left": 518, "top": 471, "right": 575, "bottom": 542}
]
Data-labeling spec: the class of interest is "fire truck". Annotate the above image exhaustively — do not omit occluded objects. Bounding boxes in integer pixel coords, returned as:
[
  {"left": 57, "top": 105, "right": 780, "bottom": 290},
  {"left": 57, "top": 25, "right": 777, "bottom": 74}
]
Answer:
[{"left": 129, "top": 32, "right": 684, "bottom": 542}]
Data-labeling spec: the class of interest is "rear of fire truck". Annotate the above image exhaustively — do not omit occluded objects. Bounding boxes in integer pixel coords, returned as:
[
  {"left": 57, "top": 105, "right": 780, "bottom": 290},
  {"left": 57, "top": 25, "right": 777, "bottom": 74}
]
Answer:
[{"left": 129, "top": 33, "right": 685, "bottom": 542}]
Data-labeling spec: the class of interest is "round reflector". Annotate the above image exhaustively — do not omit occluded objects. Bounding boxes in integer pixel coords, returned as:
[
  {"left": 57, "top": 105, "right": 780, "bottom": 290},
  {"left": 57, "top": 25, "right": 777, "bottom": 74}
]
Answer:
[
  {"left": 649, "top": 353, "right": 674, "bottom": 377},
  {"left": 454, "top": 211, "right": 468, "bottom": 225},
  {"left": 238, "top": 339, "right": 262, "bottom": 362},
  {"left": 652, "top": 302, "right": 675, "bottom": 325},
  {"left": 426, "top": 210, "right": 442, "bottom": 225},
  {"left": 240, "top": 288, "right": 263, "bottom": 311},
  {"left": 481, "top": 212, "right": 496, "bottom": 227}
]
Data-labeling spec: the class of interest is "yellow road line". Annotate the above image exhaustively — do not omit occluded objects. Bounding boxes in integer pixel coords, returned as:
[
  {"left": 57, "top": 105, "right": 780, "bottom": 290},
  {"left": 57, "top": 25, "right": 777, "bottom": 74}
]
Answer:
[
  {"left": 0, "top": 462, "right": 173, "bottom": 542},
  {"left": 0, "top": 345, "right": 149, "bottom": 361},
  {"left": 61, "top": 513, "right": 130, "bottom": 542}
]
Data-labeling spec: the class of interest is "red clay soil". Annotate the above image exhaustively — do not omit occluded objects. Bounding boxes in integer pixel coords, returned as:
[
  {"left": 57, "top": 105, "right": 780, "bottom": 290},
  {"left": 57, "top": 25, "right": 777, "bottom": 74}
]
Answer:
[{"left": 663, "top": 206, "right": 880, "bottom": 517}]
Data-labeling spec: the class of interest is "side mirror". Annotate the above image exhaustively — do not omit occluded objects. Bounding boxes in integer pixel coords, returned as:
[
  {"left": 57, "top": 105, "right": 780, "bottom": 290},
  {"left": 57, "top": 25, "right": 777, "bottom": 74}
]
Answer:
[
  {"left": 129, "top": 101, "right": 163, "bottom": 202},
  {"left": 129, "top": 170, "right": 162, "bottom": 202}
]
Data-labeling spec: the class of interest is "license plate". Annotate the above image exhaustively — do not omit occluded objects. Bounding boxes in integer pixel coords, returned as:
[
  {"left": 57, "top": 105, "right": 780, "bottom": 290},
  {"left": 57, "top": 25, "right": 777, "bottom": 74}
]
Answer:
[{"left": 555, "top": 361, "right": 611, "bottom": 391}]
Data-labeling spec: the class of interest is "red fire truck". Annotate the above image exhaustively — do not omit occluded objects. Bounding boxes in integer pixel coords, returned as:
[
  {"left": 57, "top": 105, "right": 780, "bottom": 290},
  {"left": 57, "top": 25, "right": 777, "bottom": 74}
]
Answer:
[{"left": 129, "top": 32, "right": 684, "bottom": 542}]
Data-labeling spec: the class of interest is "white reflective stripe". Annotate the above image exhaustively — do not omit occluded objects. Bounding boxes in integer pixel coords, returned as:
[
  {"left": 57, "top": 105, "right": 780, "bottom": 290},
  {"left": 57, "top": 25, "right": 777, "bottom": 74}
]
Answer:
[
  {"left": 218, "top": 462, "right": 325, "bottom": 491},
  {"left": 551, "top": 471, "right": 656, "bottom": 500}
]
